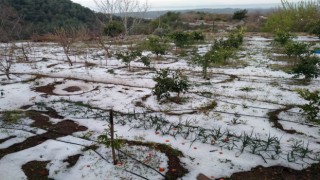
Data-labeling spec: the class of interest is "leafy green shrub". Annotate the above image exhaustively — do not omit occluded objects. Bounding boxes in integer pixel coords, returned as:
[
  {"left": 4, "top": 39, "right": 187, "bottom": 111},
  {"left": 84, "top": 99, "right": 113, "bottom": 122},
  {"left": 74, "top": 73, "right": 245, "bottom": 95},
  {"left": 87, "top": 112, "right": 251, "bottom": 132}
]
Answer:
[
  {"left": 297, "top": 89, "right": 320, "bottom": 123},
  {"left": 190, "top": 31, "right": 205, "bottom": 42},
  {"left": 104, "top": 21, "right": 124, "bottom": 37},
  {"left": 115, "top": 50, "right": 141, "bottom": 71},
  {"left": 191, "top": 28, "right": 244, "bottom": 79},
  {"left": 264, "top": 0, "right": 319, "bottom": 32},
  {"left": 273, "top": 29, "right": 295, "bottom": 46},
  {"left": 308, "top": 20, "right": 320, "bottom": 38},
  {"left": 285, "top": 42, "right": 311, "bottom": 58},
  {"left": 168, "top": 31, "right": 192, "bottom": 49},
  {"left": 232, "top": 9, "right": 248, "bottom": 20},
  {"left": 212, "top": 27, "right": 245, "bottom": 49},
  {"left": 292, "top": 55, "right": 320, "bottom": 79},
  {"left": 153, "top": 27, "right": 169, "bottom": 38},
  {"left": 141, "top": 56, "right": 151, "bottom": 68},
  {"left": 153, "top": 68, "right": 189, "bottom": 101},
  {"left": 168, "top": 31, "right": 205, "bottom": 49},
  {"left": 144, "top": 36, "right": 168, "bottom": 59}
]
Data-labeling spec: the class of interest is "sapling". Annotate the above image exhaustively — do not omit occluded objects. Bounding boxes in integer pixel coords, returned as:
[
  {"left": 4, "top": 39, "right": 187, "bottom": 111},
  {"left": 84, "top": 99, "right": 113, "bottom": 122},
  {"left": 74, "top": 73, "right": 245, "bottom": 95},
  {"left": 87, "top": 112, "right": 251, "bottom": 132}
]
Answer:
[
  {"left": 153, "top": 68, "right": 189, "bottom": 102},
  {"left": 98, "top": 110, "right": 123, "bottom": 165},
  {"left": 0, "top": 43, "right": 15, "bottom": 79},
  {"left": 292, "top": 55, "right": 320, "bottom": 80},
  {"left": 297, "top": 89, "right": 320, "bottom": 123}
]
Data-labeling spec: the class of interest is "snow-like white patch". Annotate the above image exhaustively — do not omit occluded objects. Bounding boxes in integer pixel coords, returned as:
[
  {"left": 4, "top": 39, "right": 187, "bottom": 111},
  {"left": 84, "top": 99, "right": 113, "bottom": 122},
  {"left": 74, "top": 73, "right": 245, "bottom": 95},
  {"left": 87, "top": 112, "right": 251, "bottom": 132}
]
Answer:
[{"left": 1, "top": 35, "right": 320, "bottom": 179}]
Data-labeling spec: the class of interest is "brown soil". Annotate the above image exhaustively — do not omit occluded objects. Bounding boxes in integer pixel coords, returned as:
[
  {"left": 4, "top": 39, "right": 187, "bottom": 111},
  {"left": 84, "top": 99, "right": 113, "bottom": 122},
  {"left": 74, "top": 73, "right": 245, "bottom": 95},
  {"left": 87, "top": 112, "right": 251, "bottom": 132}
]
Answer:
[
  {"left": 0, "top": 107, "right": 87, "bottom": 179},
  {"left": 0, "top": 136, "right": 16, "bottom": 144},
  {"left": 33, "top": 80, "right": 99, "bottom": 96},
  {"left": 124, "top": 140, "right": 188, "bottom": 180},
  {"left": 63, "top": 154, "right": 82, "bottom": 168},
  {"left": 219, "top": 74, "right": 239, "bottom": 84},
  {"left": 33, "top": 82, "right": 62, "bottom": 95},
  {"left": 267, "top": 106, "right": 299, "bottom": 134},
  {"left": 22, "top": 161, "right": 53, "bottom": 180},
  {"left": 224, "top": 163, "right": 320, "bottom": 180},
  {"left": 63, "top": 86, "right": 82, "bottom": 92},
  {"left": 0, "top": 110, "right": 87, "bottom": 159}
]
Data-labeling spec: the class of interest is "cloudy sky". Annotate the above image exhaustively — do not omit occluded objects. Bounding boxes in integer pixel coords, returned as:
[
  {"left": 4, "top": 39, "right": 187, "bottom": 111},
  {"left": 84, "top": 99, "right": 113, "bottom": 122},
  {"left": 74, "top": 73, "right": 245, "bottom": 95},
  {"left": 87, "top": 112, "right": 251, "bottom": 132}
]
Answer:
[{"left": 71, "top": 0, "right": 300, "bottom": 11}]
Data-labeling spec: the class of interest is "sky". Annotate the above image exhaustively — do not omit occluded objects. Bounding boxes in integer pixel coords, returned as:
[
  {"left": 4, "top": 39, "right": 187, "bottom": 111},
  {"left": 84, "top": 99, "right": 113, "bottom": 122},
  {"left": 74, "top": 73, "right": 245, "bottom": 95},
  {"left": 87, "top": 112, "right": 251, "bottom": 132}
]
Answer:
[{"left": 71, "top": 0, "right": 301, "bottom": 11}]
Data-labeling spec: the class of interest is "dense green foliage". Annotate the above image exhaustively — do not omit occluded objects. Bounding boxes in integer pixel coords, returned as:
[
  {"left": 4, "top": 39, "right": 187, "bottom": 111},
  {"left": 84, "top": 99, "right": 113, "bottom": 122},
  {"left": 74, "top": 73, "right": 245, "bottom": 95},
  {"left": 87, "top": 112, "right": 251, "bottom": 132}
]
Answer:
[
  {"left": 4, "top": 0, "right": 100, "bottom": 38},
  {"left": 285, "top": 42, "right": 311, "bottom": 58},
  {"left": 168, "top": 31, "right": 205, "bottom": 49},
  {"left": 297, "top": 89, "right": 320, "bottom": 123},
  {"left": 191, "top": 28, "right": 244, "bottom": 79},
  {"left": 309, "top": 20, "right": 320, "bottom": 38},
  {"left": 153, "top": 69, "right": 189, "bottom": 101},
  {"left": 232, "top": 9, "right": 248, "bottom": 20},
  {"left": 265, "top": 0, "right": 320, "bottom": 33},
  {"left": 273, "top": 29, "right": 295, "bottom": 46},
  {"left": 292, "top": 56, "right": 320, "bottom": 79},
  {"left": 115, "top": 50, "right": 142, "bottom": 71},
  {"left": 149, "top": 12, "right": 183, "bottom": 31},
  {"left": 0, "top": 1, "right": 21, "bottom": 41},
  {"left": 144, "top": 36, "right": 168, "bottom": 59},
  {"left": 104, "top": 21, "right": 124, "bottom": 37}
]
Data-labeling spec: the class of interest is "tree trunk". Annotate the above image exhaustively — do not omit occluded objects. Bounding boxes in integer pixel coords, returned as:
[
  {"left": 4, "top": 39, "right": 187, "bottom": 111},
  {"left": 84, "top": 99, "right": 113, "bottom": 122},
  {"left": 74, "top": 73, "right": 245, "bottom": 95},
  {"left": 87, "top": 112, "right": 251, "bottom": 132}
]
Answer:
[
  {"left": 66, "top": 54, "right": 73, "bottom": 66},
  {"left": 109, "top": 110, "right": 117, "bottom": 165},
  {"left": 21, "top": 45, "right": 29, "bottom": 61},
  {"left": 5, "top": 69, "right": 11, "bottom": 80}
]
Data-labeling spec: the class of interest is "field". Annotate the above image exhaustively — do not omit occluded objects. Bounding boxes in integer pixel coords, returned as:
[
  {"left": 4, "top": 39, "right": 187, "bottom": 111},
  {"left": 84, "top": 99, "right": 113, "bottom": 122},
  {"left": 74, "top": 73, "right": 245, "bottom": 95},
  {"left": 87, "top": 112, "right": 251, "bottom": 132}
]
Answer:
[{"left": 0, "top": 33, "right": 320, "bottom": 179}]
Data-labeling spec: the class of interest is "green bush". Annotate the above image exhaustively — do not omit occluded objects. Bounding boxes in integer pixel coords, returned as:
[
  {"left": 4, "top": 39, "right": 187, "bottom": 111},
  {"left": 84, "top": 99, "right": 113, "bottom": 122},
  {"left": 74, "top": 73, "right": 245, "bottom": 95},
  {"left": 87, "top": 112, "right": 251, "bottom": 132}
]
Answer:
[
  {"left": 292, "top": 55, "right": 320, "bottom": 79},
  {"left": 169, "top": 31, "right": 192, "bottom": 48},
  {"left": 104, "top": 21, "right": 124, "bottom": 37},
  {"left": 144, "top": 36, "right": 168, "bottom": 59},
  {"left": 153, "top": 69, "right": 189, "bottom": 101},
  {"left": 232, "top": 9, "right": 248, "bottom": 20},
  {"left": 264, "top": 0, "right": 319, "bottom": 32},
  {"left": 273, "top": 29, "right": 295, "bottom": 46},
  {"left": 309, "top": 20, "right": 320, "bottom": 38},
  {"left": 115, "top": 50, "right": 141, "bottom": 71},
  {"left": 297, "top": 89, "right": 320, "bottom": 123},
  {"left": 190, "top": 31, "right": 205, "bottom": 42},
  {"left": 285, "top": 42, "right": 311, "bottom": 58}
]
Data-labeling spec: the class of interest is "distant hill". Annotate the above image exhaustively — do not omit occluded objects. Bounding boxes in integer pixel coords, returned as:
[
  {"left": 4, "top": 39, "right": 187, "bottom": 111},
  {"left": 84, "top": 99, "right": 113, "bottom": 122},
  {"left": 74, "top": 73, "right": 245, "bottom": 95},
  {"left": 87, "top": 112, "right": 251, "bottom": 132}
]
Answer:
[
  {"left": 122, "top": 8, "right": 275, "bottom": 19},
  {"left": 3, "top": 0, "right": 101, "bottom": 38}
]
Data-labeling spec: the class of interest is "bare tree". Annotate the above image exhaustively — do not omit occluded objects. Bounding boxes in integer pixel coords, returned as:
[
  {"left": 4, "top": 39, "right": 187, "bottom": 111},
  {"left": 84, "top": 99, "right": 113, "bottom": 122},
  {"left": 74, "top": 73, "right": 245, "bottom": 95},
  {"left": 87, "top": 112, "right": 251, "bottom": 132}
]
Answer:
[
  {"left": 54, "top": 27, "right": 79, "bottom": 66},
  {"left": 0, "top": 1, "right": 22, "bottom": 42},
  {"left": 117, "top": 0, "right": 150, "bottom": 36},
  {"left": 96, "top": 33, "right": 113, "bottom": 66},
  {"left": 94, "top": 0, "right": 120, "bottom": 22},
  {"left": 0, "top": 44, "right": 15, "bottom": 80},
  {"left": 95, "top": 0, "right": 150, "bottom": 37}
]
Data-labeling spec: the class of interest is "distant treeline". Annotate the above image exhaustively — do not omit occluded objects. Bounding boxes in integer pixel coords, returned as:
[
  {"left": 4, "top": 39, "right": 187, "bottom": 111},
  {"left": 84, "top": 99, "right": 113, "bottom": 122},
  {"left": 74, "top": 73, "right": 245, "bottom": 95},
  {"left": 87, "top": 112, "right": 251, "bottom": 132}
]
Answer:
[{"left": 1, "top": 0, "right": 105, "bottom": 40}]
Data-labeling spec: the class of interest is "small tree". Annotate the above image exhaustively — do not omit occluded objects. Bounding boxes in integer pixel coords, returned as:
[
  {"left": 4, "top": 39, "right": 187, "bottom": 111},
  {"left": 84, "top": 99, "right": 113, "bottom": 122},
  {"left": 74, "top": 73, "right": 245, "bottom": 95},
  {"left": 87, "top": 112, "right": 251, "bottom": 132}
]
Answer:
[
  {"left": 0, "top": 44, "right": 15, "bottom": 79},
  {"left": 190, "top": 31, "right": 205, "bottom": 42},
  {"left": 169, "top": 31, "right": 191, "bottom": 50},
  {"left": 232, "top": 9, "right": 248, "bottom": 20},
  {"left": 297, "top": 89, "right": 320, "bottom": 123},
  {"left": 285, "top": 42, "right": 311, "bottom": 58},
  {"left": 54, "top": 27, "right": 79, "bottom": 66},
  {"left": 273, "top": 29, "right": 295, "bottom": 46},
  {"left": 292, "top": 55, "right": 320, "bottom": 79},
  {"left": 145, "top": 36, "right": 168, "bottom": 59},
  {"left": 115, "top": 49, "right": 142, "bottom": 71},
  {"left": 153, "top": 68, "right": 189, "bottom": 102},
  {"left": 309, "top": 20, "right": 320, "bottom": 39},
  {"left": 104, "top": 21, "right": 124, "bottom": 37},
  {"left": 98, "top": 110, "right": 123, "bottom": 165}
]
